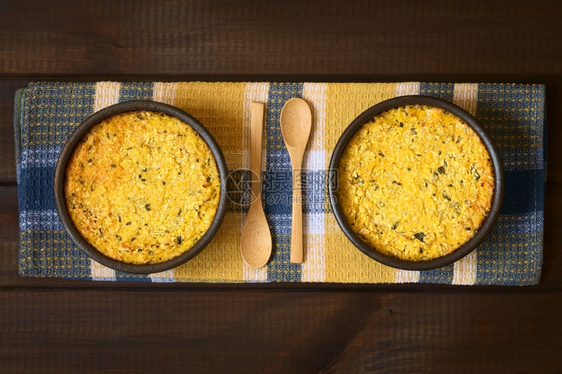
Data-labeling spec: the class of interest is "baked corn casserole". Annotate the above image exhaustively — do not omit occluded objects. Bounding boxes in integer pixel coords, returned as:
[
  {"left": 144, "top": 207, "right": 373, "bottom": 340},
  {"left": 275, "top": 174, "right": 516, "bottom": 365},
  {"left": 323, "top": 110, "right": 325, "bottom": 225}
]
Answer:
[
  {"left": 64, "top": 110, "right": 220, "bottom": 265},
  {"left": 338, "top": 105, "right": 494, "bottom": 261}
]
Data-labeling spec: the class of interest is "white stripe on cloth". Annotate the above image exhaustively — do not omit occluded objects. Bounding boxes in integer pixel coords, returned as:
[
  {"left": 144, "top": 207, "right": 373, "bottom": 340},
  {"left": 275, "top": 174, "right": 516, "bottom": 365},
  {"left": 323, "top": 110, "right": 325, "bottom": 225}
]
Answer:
[
  {"left": 93, "top": 81, "right": 121, "bottom": 112},
  {"left": 452, "top": 83, "right": 479, "bottom": 285},
  {"left": 153, "top": 82, "right": 177, "bottom": 105},
  {"left": 149, "top": 269, "right": 176, "bottom": 282},
  {"left": 395, "top": 82, "right": 421, "bottom": 97},
  {"left": 90, "top": 82, "right": 121, "bottom": 281},
  {"left": 151, "top": 82, "right": 183, "bottom": 282},
  {"left": 301, "top": 83, "right": 327, "bottom": 282},
  {"left": 395, "top": 270, "right": 420, "bottom": 283},
  {"left": 22, "top": 146, "right": 62, "bottom": 168},
  {"left": 453, "top": 83, "right": 479, "bottom": 116}
]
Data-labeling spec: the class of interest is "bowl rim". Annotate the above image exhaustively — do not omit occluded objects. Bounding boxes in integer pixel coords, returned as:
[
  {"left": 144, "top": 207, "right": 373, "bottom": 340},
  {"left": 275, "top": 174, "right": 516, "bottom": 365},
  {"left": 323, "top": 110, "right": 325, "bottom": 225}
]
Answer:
[
  {"left": 328, "top": 95, "right": 505, "bottom": 270},
  {"left": 53, "top": 100, "right": 229, "bottom": 274}
]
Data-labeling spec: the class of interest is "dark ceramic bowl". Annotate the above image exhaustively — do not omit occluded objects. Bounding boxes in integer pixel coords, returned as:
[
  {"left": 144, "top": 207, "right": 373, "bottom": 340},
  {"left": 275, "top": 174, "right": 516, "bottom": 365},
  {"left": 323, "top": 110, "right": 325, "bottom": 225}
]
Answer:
[
  {"left": 54, "top": 100, "right": 228, "bottom": 274},
  {"left": 328, "top": 96, "right": 504, "bottom": 270}
]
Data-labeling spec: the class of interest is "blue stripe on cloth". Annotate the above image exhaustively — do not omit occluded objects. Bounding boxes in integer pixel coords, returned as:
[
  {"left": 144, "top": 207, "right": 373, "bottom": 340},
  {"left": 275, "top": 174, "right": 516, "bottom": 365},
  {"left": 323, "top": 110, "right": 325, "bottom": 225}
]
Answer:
[
  {"left": 265, "top": 213, "right": 292, "bottom": 235},
  {"left": 502, "top": 169, "right": 545, "bottom": 215},
  {"left": 16, "top": 162, "right": 27, "bottom": 230},
  {"left": 266, "top": 82, "right": 304, "bottom": 282},
  {"left": 476, "top": 229, "right": 543, "bottom": 286},
  {"left": 543, "top": 97, "right": 548, "bottom": 176},
  {"left": 476, "top": 84, "right": 545, "bottom": 151},
  {"left": 18, "top": 82, "right": 96, "bottom": 279},
  {"left": 263, "top": 168, "right": 292, "bottom": 215},
  {"left": 119, "top": 82, "right": 154, "bottom": 102},
  {"left": 494, "top": 212, "right": 544, "bottom": 235},
  {"left": 24, "top": 166, "right": 56, "bottom": 210},
  {"left": 474, "top": 84, "right": 545, "bottom": 285},
  {"left": 115, "top": 271, "right": 153, "bottom": 282},
  {"left": 14, "top": 89, "right": 25, "bottom": 166},
  {"left": 263, "top": 173, "right": 292, "bottom": 214},
  {"left": 262, "top": 168, "right": 328, "bottom": 215},
  {"left": 23, "top": 82, "right": 98, "bottom": 147},
  {"left": 20, "top": 229, "right": 92, "bottom": 279},
  {"left": 419, "top": 263, "right": 454, "bottom": 284},
  {"left": 14, "top": 89, "right": 26, "bottom": 227},
  {"left": 500, "top": 149, "right": 544, "bottom": 171},
  {"left": 419, "top": 83, "right": 455, "bottom": 101},
  {"left": 418, "top": 83, "right": 455, "bottom": 282}
]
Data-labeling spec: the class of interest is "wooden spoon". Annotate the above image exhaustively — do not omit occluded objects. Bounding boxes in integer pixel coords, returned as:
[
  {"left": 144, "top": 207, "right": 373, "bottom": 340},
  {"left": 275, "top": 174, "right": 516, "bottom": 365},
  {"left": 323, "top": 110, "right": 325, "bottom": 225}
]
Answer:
[
  {"left": 280, "top": 98, "right": 312, "bottom": 264},
  {"left": 240, "top": 102, "right": 272, "bottom": 268}
]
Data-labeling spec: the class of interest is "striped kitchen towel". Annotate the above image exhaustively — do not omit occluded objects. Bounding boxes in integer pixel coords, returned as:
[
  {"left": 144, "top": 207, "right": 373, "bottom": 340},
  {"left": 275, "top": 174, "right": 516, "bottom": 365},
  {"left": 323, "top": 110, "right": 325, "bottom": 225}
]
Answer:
[{"left": 15, "top": 82, "right": 545, "bottom": 285}]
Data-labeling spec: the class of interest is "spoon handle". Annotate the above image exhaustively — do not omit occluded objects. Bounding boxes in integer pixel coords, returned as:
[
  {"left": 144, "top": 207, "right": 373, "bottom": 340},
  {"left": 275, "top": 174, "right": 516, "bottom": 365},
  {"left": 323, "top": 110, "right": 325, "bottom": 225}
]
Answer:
[
  {"left": 290, "top": 158, "right": 304, "bottom": 264},
  {"left": 250, "top": 103, "right": 265, "bottom": 205}
]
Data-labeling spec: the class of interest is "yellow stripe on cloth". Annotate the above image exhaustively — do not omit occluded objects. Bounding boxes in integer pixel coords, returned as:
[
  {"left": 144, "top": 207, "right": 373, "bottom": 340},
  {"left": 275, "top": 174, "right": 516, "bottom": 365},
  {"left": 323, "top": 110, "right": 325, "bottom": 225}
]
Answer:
[
  {"left": 173, "top": 82, "right": 247, "bottom": 170},
  {"left": 324, "top": 214, "right": 396, "bottom": 283},
  {"left": 324, "top": 83, "right": 397, "bottom": 283},
  {"left": 242, "top": 82, "right": 270, "bottom": 282},
  {"left": 324, "top": 83, "right": 398, "bottom": 152},
  {"left": 164, "top": 82, "right": 247, "bottom": 281}
]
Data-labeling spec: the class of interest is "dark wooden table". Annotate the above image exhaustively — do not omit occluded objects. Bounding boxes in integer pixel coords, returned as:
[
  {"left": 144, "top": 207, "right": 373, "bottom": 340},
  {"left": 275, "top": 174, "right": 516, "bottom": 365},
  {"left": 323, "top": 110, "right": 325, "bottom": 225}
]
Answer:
[{"left": 2, "top": 1, "right": 561, "bottom": 373}]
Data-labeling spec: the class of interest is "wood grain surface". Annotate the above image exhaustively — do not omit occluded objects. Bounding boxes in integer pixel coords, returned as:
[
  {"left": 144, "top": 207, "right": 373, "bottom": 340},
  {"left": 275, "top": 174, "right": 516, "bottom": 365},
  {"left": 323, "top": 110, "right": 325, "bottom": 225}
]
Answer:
[{"left": 1, "top": 0, "right": 562, "bottom": 373}]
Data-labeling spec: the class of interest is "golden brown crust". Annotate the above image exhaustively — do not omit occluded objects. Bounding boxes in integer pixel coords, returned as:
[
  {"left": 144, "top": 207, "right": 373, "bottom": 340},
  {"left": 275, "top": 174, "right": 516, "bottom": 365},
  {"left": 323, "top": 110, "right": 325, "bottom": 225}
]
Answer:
[
  {"left": 64, "top": 110, "right": 220, "bottom": 265},
  {"left": 338, "top": 105, "right": 494, "bottom": 261}
]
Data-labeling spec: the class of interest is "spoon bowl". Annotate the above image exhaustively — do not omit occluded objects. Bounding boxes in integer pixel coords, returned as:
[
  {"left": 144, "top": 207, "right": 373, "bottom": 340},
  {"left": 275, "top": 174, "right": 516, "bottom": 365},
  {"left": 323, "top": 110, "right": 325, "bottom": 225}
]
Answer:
[{"left": 281, "top": 98, "right": 312, "bottom": 150}]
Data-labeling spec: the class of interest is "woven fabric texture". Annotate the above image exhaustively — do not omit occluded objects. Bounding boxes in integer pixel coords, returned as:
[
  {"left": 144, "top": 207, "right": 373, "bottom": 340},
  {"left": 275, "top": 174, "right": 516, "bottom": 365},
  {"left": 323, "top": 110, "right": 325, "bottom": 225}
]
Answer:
[{"left": 15, "top": 82, "right": 545, "bottom": 285}]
